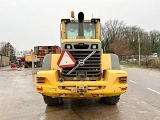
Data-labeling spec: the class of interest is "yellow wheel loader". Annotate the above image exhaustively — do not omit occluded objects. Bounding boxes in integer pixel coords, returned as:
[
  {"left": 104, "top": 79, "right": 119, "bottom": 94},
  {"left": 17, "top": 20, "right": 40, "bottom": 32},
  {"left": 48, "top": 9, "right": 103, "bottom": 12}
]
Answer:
[
  {"left": 24, "top": 54, "right": 40, "bottom": 68},
  {"left": 36, "top": 11, "right": 128, "bottom": 106}
]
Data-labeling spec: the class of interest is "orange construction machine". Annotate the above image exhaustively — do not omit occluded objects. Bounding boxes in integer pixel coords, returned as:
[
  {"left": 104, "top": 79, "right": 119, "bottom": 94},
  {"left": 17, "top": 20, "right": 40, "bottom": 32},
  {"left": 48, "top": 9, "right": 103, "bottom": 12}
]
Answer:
[
  {"left": 10, "top": 63, "right": 19, "bottom": 68},
  {"left": 34, "top": 46, "right": 61, "bottom": 67},
  {"left": 34, "top": 45, "right": 61, "bottom": 57}
]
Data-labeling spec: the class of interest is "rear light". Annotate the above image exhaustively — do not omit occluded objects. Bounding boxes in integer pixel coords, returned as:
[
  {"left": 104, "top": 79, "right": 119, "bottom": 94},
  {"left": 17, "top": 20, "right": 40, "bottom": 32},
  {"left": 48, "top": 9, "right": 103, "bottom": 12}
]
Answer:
[
  {"left": 37, "top": 87, "right": 43, "bottom": 91},
  {"left": 119, "top": 77, "right": 127, "bottom": 83},
  {"left": 37, "top": 77, "right": 45, "bottom": 83},
  {"left": 121, "top": 87, "right": 127, "bottom": 91}
]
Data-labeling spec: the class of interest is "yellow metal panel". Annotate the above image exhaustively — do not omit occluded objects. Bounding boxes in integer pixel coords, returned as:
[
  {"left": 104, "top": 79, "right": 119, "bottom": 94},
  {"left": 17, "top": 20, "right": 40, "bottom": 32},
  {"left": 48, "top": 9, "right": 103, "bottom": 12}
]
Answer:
[
  {"left": 25, "top": 55, "right": 40, "bottom": 62},
  {"left": 62, "top": 39, "right": 101, "bottom": 43},
  {"left": 51, "top": 54, "right": 61, "bottom": 71},
  {"left": 61, "top": 21, "right": 66, "bottom": 40},
  {"left": 101, "top": 54, "right": 111, "bottom": 71},
  {"left": 36, "top": 69, "right": 127, "bottom": 98},
  {"left": 36, "top": 70, "right": 59, "bottom": 86},
  {"left": 96, "top": 21, "right": 100, "bottom": 39}
]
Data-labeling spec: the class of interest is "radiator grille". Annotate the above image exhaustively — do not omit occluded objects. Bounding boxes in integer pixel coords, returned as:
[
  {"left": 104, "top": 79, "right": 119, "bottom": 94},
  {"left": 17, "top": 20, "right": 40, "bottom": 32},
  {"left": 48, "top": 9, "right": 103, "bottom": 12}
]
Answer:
[{"left": 62, "top": 51, "right": 101, "bottom": 80}]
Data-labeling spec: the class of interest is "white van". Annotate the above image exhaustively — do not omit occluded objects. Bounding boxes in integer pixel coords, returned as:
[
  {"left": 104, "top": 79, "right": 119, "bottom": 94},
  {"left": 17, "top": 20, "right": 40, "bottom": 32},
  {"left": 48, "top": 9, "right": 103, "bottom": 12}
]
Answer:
[{"left": 152, "top": 53, "right": 158, "bottom": 57}]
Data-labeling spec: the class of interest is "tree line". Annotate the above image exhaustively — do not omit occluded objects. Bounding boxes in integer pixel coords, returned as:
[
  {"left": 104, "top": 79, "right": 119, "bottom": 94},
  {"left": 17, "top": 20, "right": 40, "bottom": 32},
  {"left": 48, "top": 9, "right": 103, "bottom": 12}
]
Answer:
[
  {"left": 1, "top": 19, "right": 160, "bottom": 58},
  {"left": 101, "top": 19, "right": 160, "bottom": 56},
  {"left": 0, "top": 41, "right": 16, "bottom": 61}
]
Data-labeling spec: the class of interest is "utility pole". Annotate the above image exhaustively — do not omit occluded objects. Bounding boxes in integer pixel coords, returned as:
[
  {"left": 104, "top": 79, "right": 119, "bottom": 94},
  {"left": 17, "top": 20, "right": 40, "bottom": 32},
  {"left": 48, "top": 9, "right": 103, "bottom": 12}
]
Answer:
[
  {"left": 31, "top": 49, "right": 35, "bottom": 75},
  {"left": 7, "top": 42, "right": 11, "bottom": 64},
  {"left": 138, "top": 31, "right": 141, "bottom": 66}
]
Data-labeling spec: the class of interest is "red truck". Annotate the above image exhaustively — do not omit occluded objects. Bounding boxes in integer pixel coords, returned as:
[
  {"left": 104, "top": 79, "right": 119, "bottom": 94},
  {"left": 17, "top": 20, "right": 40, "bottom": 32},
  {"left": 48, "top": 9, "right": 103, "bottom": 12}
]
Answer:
[
  {"left": 34, "top": 45, "right": 61, "bottom": 67},
  {"left": 34, "top": 45, "right": 61, "bottom": 57}
]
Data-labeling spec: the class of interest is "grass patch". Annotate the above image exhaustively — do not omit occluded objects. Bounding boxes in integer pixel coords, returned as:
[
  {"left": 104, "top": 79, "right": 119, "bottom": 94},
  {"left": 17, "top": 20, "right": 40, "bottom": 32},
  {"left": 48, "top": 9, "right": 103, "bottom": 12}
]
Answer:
[{"left": 120, "top": 62, "right": 160, "bottom": 71}]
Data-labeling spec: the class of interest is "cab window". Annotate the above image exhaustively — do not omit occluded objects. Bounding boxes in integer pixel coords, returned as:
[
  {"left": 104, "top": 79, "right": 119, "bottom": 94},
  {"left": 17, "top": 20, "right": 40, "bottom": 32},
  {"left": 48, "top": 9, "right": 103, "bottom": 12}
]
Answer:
[{"left": 66, "top": 23, "right": 96, "bottom": 39}]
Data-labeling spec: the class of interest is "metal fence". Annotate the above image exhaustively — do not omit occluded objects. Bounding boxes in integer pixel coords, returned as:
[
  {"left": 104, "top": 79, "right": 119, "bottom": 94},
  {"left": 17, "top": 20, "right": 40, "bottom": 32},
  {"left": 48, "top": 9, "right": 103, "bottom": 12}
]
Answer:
[{"left": 120, "top": 55, "right": 160, "bottom": 68}]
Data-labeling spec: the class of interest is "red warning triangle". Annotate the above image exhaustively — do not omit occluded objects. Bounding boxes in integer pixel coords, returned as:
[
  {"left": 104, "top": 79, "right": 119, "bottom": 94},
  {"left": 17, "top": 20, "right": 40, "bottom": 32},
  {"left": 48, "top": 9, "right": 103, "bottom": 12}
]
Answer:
[{"left": 57, "top": 50, "right": 76, "bottom": 68}]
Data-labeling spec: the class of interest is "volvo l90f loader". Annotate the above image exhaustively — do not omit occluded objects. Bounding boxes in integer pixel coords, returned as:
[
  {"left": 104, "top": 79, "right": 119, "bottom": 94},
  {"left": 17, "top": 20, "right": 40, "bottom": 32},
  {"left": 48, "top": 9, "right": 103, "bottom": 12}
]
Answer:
[{"left": 36, "top": 11, "right": 128, "bottom": 106}]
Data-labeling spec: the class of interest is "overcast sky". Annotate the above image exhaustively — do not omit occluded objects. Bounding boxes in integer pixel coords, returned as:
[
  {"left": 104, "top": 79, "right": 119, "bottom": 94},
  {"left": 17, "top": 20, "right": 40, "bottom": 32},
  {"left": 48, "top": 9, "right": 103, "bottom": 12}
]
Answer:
[{"left": 0, "top": 0, "right": 160, "bottom": 51}]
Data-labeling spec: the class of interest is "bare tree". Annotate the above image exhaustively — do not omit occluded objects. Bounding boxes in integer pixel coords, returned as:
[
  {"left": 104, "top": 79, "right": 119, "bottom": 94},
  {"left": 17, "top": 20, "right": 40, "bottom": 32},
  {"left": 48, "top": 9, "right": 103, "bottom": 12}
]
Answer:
[
  {"left": 101, "top": 18, "right": 160, "bottom": 56},
  {"left": 0, "top": 41, "right": 8, "bottom": 55},
  {"left": 109, "top": 38, "right": 134, "bottom": 56},
  {"left": 101, "top": 19, "right": 127, "bottom": 53},
  {"left": 149, "top": 30, "right": 160, "bottom": 53}
]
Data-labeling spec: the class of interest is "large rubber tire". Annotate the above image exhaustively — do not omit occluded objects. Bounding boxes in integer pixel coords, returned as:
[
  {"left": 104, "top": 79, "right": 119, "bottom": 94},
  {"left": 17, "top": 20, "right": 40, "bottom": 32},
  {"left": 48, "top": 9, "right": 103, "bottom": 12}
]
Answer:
[
  {"left": 36, "top": 62, "right": 41, "bottom": 67},
  {"left": 28, "top": 62, "right": 32, "bottom": 68},
  {"left": 43, "top": 95, "right": 63, "bottom": 106},
  {"left": 24, "top": 62, "right": 29, "bottom": 68},
  {"left": 100, "top": 95, "right": 120, "bottom": 105}
]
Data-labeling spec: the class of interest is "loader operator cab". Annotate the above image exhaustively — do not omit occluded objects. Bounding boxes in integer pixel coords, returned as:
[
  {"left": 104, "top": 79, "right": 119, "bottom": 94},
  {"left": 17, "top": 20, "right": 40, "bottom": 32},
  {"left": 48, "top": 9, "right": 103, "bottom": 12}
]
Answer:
[
  {"left": 66, "top": 22, "right": 96, "bottom": 39},
  {"left": 61, "top": 11, "right": 101, "bottom": 40}
]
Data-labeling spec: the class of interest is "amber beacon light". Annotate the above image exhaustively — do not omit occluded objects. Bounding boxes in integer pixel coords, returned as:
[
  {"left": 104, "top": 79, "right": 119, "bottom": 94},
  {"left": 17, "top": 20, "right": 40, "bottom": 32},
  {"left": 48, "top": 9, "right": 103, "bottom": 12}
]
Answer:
[{"left": 71, "top": 11, "right": 74, "bottom": 18}]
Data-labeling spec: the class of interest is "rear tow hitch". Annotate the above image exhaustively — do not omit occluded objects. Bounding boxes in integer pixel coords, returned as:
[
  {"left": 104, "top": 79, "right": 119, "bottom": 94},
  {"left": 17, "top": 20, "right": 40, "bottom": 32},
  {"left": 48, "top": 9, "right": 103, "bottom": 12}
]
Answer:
[{"left": 77, "top": 85, "right": 87, "bottom": 97}]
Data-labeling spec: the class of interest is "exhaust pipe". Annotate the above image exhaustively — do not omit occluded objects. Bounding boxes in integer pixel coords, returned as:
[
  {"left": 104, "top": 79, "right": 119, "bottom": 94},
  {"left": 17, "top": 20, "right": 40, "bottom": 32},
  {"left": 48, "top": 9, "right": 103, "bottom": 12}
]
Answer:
[{"left": 77, "top": 12, "right": 85, "bottom": 38}]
